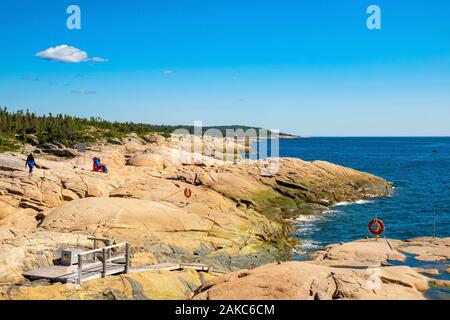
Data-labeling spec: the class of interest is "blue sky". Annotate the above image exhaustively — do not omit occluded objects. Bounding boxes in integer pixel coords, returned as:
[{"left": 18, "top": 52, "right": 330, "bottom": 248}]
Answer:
[{"left": 0, "top": 0, "right": 449, "bottom": 136}]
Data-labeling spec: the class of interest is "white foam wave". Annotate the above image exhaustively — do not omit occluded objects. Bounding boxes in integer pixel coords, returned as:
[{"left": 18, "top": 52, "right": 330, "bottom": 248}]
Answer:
[
  {"left": 323, "top": 209, "right": 340, "bottom": 214},
  {"left": 334, "top": 201, "right": 352, "bottom": 206},
  {"left": 355, "top": 199, "right": 374, "bottom": 204},
  {"left": 295, "top": 225, "right": 320, "bottom": 233},
  {"left": 293, "top": 239, "right": 322, "bottom": 255},
  {"left": 334, "top": 199, "right": 374, "bottom": 206},
  {"left": 295, "top": 215, "right": 317, "bottom": 222}
]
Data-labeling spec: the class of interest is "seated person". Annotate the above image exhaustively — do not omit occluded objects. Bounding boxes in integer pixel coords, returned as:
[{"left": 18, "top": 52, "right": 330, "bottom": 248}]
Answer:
[{"left": 92, "top": 157, "right": 108, "bottom": 173}]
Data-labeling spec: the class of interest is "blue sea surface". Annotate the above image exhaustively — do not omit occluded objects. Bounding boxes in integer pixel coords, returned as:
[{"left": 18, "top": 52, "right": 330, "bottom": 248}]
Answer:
[{"left": 275, "top": 137, "right": 450, "bottom": 257}]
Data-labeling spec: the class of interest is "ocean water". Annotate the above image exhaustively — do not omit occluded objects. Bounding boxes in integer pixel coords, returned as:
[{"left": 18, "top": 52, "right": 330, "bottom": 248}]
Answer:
[
  {"left": 253, "top": 137, "right": 450, "bottom": 299},
  {"left": 274, "top": 137, "right": 450, "bottom": 257}
]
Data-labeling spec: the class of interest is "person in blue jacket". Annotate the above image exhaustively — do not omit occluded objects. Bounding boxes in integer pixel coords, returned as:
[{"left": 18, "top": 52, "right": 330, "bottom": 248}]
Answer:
[
  {"left": 93, "top": 157, "right": 108, "bottom": 173},
  {"left": 93, "top": 157, "right": 101, "bottom": 170},
  {"left": 25, "top": 153, "right": 36, "bottom": 177}
]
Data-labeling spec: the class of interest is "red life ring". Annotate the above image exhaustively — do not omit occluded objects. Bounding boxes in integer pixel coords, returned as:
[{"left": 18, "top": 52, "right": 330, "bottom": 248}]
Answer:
[
  {"left": 184, "top": 188, "right": 192, "bottom": 199},
  {"left": 368, "top": 218, "right": 385, "bottom": 236}
]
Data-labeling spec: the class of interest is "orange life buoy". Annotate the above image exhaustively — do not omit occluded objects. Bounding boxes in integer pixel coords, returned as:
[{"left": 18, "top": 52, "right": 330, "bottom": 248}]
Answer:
[
  {"left": 368, "top": 218, "right": 385, "bottom": 236},
  {"left": 184, "top": 188, "right": 192, "bottom": 199}
]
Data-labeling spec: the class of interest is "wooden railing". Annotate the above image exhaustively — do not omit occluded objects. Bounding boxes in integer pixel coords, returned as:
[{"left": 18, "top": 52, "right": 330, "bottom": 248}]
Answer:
[
  {"left": 77, "top": 242, "right": 130, "bottom": 284},
  {"left": 87, "top": 236, "right": 112, "bottom": 262}
]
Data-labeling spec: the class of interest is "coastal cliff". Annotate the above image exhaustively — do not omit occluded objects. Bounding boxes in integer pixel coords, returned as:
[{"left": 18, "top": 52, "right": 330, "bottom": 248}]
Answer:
[{"left": 0, "top": 134, "right": 395, "bottom": 299}]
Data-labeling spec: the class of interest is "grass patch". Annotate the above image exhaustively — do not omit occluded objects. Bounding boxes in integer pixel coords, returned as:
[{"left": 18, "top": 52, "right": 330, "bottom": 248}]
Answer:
[
  {"left": 0, "top": 134, "right": 21, "bottom": 152},
  {"left": 251, "top": 188, "right": 320, "bottom": 220}
]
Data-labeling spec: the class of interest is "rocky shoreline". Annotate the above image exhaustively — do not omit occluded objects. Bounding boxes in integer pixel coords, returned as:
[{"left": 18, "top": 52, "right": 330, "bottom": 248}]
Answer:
[
  {"left": 3, "top": 133, "right": 438, "bottom": 300},
  {"left": 192, "top": 237, "right": 450, "bottom": 300},
  {"left": 1, "top": 237, "right": 448, "bottom": 300}
]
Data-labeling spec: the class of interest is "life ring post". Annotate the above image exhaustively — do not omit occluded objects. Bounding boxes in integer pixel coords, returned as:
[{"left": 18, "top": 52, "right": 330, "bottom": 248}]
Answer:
[
  {"left": 368, "top": 217, "right": 385, "bottom": 240},
  {"left": 184, "top": 188, "right": 192, "bottom": 199}
]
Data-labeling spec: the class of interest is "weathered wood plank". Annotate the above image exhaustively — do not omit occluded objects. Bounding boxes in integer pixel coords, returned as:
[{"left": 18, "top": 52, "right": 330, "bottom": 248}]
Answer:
[
  {"left": 23, "top": 265, "right": 78, "bottom": 279},
  {"left": 23, "top": 263, "right": 126, "bottom": 283}
]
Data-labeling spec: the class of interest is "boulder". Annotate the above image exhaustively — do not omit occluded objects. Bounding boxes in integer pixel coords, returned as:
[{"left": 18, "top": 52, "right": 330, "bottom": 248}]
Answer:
[
  {"left": 107, "top": 137, "right": 123, "bottom": 145},
  {"left": 37, "top": 143, "right": 60, "bottom": 150},
  {"left": 42, "top": 148, "right": 78, "bottom": 158},
  {"left": 0, "top": 153, "right": 24, "bottom": 172},
  {"left": 392, "top": 237, "right": 450, "bottom": 262},
  {"left": 36, "top": 143, "right": 78, "bottom": 158},
  {"left": 413, "top": 268, "right": 440, "bottom": 276},
  {"left": 61, "top": 189, "right": 79, "bottom": 201},
  {"left": 25, "top": 135, "right": 40, "bottom": 146},
  {"left": 429, "top": 279, "right": 450, "bottom": 291},
  {"left": 39, "top": 197, "right": 214, "bottom": 246},
  {"left": 143, "top": 134, "right": 165, "bottom": 144},
  {"left": 0, "top": 207, "right": 38, "bottom": 231},
  {"left": 311, "top": 239, "right": 406, "bottom": 267},
  {"left": 192, "top": 261, "right": 429, "bottom": 300},
  {"left": 128, "top": 153, "right": 166, "bottom": 170}
]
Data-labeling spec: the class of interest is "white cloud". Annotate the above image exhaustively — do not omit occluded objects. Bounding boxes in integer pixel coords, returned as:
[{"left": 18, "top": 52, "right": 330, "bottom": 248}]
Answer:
[
  {"left": 21, "top": 76, "right": 39, "bottom": 81},
  {"left": 71, "top": 89, "right": 97, "bottom": 95},
  {"left": 91, "top": 57, "right": 108, "bottom": 62},
  {"left": 163, "top": 70, "right": 174, "bottom": 75},
  {"left": 36, "top": 45, "right": 107, "bottom": 63}
]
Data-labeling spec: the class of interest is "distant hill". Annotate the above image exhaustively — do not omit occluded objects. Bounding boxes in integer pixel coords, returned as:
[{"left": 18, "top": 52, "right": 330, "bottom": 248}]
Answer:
[{"left": 171, "top": 125, "right": 295, "bottom": 137}]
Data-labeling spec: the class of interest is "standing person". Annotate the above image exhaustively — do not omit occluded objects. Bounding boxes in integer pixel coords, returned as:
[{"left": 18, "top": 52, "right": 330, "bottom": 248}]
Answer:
[{"left": 25, "top": 153, "right": 36, "bottom": 177}]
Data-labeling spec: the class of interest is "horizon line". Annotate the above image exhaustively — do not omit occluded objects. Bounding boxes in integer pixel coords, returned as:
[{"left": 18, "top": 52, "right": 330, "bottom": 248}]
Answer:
[{"left": 298, "top": 136, "right": 450, "bottom": 138}]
